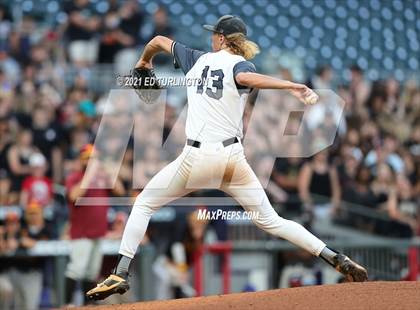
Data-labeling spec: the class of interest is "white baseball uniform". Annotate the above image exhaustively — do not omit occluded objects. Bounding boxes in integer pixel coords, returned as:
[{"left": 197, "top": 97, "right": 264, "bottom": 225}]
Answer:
[{"left": 119, "top": 42, "right": 326, "bottom": 259}]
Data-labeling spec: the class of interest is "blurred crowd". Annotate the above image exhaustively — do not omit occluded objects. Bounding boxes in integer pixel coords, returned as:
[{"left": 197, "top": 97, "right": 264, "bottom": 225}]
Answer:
[
  {"left": 247, "top": 64, "right": 420, "bottom": 239},
  {"left": 0, "top": 0, "right": 176, "bottom": 308},
  {"left": 0, "top": 0, "right": 418, "bottom": 308}
]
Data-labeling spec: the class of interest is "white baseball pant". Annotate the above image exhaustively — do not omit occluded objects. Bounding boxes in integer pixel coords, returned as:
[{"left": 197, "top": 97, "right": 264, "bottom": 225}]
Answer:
[{"left": 119, "top": 141, "right": 326, "bottom": 258}]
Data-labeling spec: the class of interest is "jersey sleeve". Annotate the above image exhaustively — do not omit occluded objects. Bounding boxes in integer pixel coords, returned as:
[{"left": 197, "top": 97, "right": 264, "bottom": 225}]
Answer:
[
  {"left": 233, "top": 61, "right": 256, "bottom": 77},
  {"left": 233, "top": 61, "right": 256, "bottom": 90},
  {"left": 171, "top": 41, "right": 206, "bottom": 74}
]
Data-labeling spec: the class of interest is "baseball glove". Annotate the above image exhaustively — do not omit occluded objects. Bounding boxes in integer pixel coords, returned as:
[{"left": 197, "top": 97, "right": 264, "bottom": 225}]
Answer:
[{"left": 131, "top": 67, "right": 161, "bottom": 104}]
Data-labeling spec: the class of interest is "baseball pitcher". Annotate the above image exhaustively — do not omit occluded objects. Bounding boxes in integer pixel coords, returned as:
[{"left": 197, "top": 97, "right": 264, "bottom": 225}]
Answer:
[{"left": 87, "top": 15, "right": 367, "bottom": 300}]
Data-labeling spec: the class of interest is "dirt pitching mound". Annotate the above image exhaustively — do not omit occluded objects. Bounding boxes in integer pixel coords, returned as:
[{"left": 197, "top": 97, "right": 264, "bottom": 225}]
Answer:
[{"left": 84, "top": 281, "right": 420, "bottom": 310}]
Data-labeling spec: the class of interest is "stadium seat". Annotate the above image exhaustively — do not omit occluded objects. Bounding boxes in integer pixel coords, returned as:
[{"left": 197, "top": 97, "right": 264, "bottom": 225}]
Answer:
[{"left": 4, "top": 0, "right": 417, "bottom": 80}]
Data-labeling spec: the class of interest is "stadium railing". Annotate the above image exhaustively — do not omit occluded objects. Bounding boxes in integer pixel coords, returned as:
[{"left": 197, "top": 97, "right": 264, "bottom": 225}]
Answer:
[{"left": 1, "top": 234, "right": 419, "bottom": 306}]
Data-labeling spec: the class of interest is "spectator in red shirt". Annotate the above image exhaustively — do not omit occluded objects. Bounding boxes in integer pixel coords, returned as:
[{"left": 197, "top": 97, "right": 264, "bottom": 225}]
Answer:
[
  {"left": 64, "top": 144, "right": 124, "bottom": 306},
  {"left": 20, "top": 152, "right": 53, "bottom": 208}
]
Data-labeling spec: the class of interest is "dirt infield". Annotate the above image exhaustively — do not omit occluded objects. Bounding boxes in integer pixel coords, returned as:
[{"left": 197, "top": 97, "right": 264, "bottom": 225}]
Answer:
[{"left": 83, "top": 281, "right": 420, "bottom": 310}]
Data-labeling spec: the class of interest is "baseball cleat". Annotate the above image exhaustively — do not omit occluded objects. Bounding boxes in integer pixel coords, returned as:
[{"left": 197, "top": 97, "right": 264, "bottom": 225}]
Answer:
[
  {"left": 333, "top": 254, "right": 368, "bottom": 282},
  {"left": 86, "top": 274, "right": 129, "bottom": 301}
]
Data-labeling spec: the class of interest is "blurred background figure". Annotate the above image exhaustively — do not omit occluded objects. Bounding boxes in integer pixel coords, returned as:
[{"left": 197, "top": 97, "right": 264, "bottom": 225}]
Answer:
[
  {"left": 311, "top": 66, "right": 333, "bottom": 90},
  {"left": 349, "top": 65, "right": 371, "bottom": 110},
  {"left": 20, "top": 153, "right": 53, "bottom": 209},
  {"left": 113, "top": 0, "right": 145, "bottom": 73},
  {"left": 63, "top": 0, "right": 100, "bottom": 66},
  {"left": 299, "top": 146, "right": 341, "bottom": 221},
  {"left": 271, "top": 141, "right": 304, "bottom": 215},
  {"left": 153, "top": 210, "right": 208, "bottom": 299},
  {"left": 146, "top": 6, "right": 174, "bottom": 66},
  {"left": 63, "top": 144, "right": 124, "bottom": 306},
  {"left": 30, "top": 105, "right": 63, "bottom": 184},
  {"left": 0, "top": 114, "right": 11, "bottom": 205},
  {"left": 0, "top": 213, "right": 15, "bottom": 310},
  {"left": 97, "top": 6, "right": 134, "bottom": 64},
  {"left": 9, "top": 202, "right": 51, "bottom": 310},
  {"left": 5, "top": 129, "right": 37, "bottom": 204}
]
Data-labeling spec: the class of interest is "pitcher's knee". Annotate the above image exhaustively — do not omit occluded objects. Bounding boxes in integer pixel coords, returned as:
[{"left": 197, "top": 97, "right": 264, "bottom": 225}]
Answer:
[
  {"left": 133, "top": 194, "right": 160, "bottom": 216},
  {"left": 253, "top": 214, "right": 286, "bottom": 232}
]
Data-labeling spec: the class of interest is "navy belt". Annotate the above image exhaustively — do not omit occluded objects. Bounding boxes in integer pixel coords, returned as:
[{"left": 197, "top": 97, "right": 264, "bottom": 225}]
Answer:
[{"left": 187, "top": 137, "right": 239, "bottom": 148}]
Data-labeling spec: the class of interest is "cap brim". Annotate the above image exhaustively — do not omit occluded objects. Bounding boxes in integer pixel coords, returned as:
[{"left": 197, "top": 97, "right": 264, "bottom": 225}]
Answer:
[{"left": 203, "top": 24, "right": 217, "bottom": 32}]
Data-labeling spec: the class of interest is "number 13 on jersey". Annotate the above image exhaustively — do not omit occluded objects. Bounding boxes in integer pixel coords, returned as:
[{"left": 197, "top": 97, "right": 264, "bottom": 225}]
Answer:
[{"left": 197, "top": 66, "right": 225, "bottom": 100}]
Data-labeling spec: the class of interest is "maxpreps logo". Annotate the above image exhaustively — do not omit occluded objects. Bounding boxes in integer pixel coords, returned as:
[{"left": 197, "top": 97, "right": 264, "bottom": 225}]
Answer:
[
  {"left": 77, "top": 88, "right": 345, "bottom": 206},
  {"left": 197, "top": 209, "right": 260, "bottom": 221}
]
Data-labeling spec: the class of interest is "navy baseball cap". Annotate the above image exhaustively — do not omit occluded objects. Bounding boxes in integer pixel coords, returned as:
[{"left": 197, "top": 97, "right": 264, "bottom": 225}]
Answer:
[{"left": 203, "top": 15, "right": 247, "bottom": 36}]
